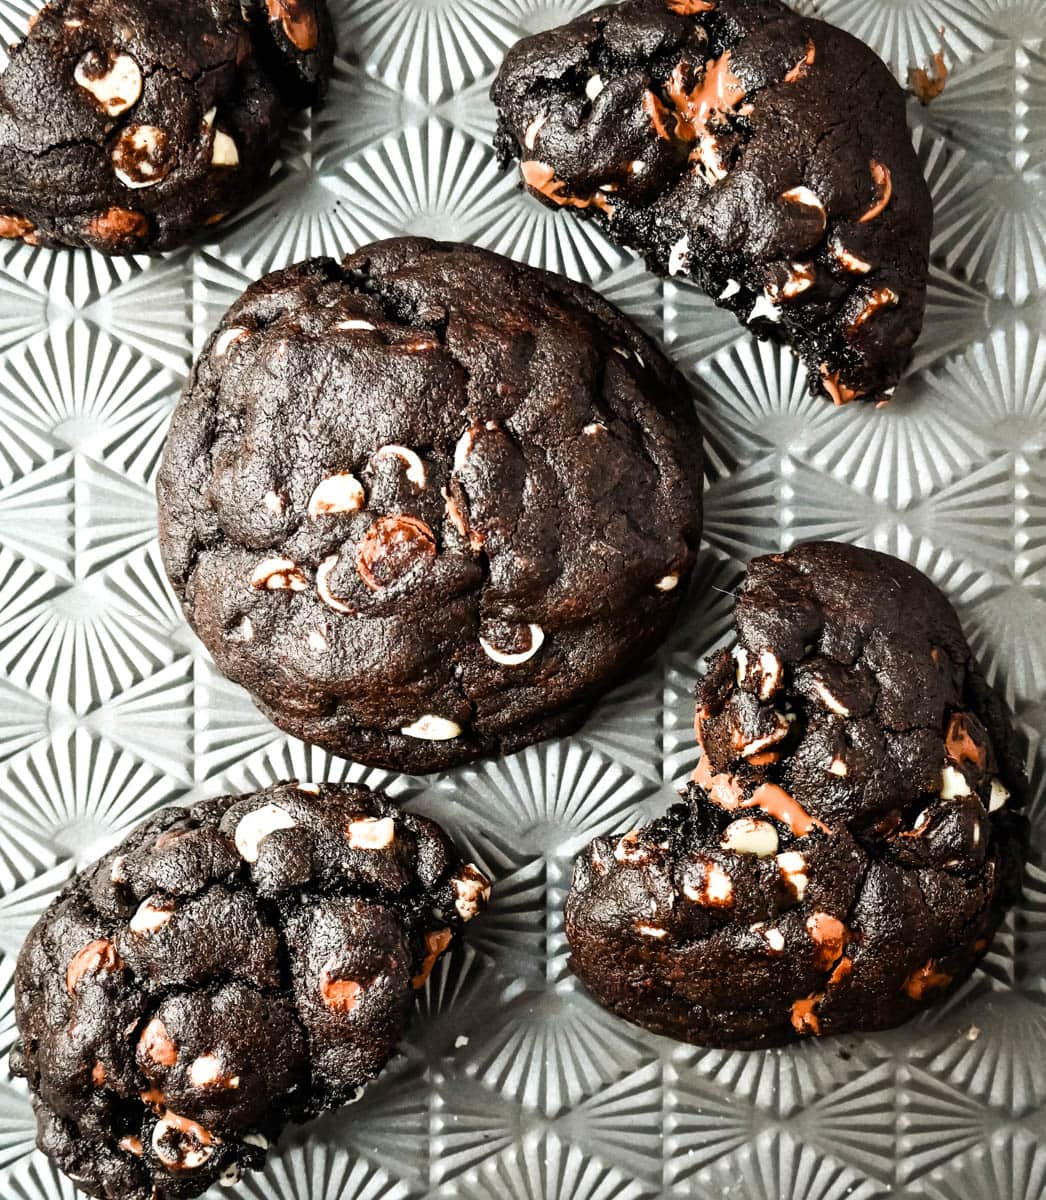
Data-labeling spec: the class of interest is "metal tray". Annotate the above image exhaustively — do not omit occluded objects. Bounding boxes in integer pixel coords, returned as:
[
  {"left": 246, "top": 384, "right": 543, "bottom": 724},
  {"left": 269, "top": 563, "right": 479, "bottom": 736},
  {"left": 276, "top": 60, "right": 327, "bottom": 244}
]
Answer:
[{"left": 0, "top": 0, "right": 1044, "bottom": 1196}]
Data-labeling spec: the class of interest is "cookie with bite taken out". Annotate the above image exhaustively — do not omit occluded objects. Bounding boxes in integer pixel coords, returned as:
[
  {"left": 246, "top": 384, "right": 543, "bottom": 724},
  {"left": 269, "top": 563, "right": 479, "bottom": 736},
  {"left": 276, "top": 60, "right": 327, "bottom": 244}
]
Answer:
[{"left": 492, "top": 0, "right": 933, "bottom": 406}]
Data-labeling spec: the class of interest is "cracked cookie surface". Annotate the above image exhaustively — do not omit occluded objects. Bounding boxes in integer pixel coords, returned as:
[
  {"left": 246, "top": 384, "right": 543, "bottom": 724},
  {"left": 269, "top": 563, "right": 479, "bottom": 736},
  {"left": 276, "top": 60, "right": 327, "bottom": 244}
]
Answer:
[
  {"left": 566, "top": 542, "right": 1026, "bottom": 1047},
  {"left": 0, "top": 0, "right": 334, "bottom": 253},
  {"left": 156, "top": 237, "right": 704, "bottom": 773},
  {"left": 492, "top": 0, "right": 932, "bottom": 406},
  {"left": 10, "top": 781, "right": 489, "bottom": 1199}
]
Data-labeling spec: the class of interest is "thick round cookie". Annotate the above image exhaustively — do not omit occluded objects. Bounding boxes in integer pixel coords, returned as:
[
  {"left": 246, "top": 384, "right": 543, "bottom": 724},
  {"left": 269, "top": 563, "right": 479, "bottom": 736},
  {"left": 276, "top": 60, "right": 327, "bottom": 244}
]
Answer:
[
  {"left": 10, "top": 781, "right": 490, "bottom": 1200},
  {"left": 492, "top": 0, "right": 932, "bottom": 406},
  {"left": 0, "top": 0, "right": 334, "bottom": 253},
  {"left": 566, "top": 543, "right": 1026, "bottom": 1047},
  {"left": 156, "top": 238, "right": 704, "bottom": 773}
]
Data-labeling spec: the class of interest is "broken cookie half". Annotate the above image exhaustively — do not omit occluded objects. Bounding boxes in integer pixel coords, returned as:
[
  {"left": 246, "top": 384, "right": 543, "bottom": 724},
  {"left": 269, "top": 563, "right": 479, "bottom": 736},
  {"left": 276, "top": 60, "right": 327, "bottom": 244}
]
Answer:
[
  {"left": 493, "top": 0, "right": 933, "bottom": 406},
  {"left": 566, "top": 542, "right": 1026, "bottom": 1047}
]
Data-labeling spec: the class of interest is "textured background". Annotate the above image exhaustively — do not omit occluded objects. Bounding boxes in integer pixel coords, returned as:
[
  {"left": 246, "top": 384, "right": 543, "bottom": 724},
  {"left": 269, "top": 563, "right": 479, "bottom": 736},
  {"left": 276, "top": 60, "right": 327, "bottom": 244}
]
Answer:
[{"left": 0, "top": 0, "right": 1044, "bottom": 1196}]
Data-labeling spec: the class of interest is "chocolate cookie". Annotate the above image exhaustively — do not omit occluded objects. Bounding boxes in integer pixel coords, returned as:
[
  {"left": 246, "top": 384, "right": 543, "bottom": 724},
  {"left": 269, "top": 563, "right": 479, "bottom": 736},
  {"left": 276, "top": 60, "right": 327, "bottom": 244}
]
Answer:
[
  {"left": 10, "top": 781, "right": 490, "bottom": 1200},
  {"left": 0, "top": 0, "right": 334, "bottom": 254},
  {"left": 156, "top": 237, "right": 704, "bottom": 773},
  {"left": 566, "top": 542, "right": 1026, "bottom": 1047},
  {"left": 492, "top": 0, "right": 932, "bottom": 406}
]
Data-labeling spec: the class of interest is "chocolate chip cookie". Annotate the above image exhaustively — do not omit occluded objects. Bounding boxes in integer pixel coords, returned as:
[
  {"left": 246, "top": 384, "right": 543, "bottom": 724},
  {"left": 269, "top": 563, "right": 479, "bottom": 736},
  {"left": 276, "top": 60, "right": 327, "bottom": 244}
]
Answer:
[
  {"left": 566, "top": 542, "right": 1026, "bottom": 1047},
  {"left": 156, "top": 237, "right": 704, "bottom": 773},
  {"left": 492, "top": 0, "right": 933, "bottom": 406},
  {"left": 10, "top": 781, "right": 490, "bottom": 1200},
  {"left": 0, "top": 0, "right": 334, "bottom": 253}
]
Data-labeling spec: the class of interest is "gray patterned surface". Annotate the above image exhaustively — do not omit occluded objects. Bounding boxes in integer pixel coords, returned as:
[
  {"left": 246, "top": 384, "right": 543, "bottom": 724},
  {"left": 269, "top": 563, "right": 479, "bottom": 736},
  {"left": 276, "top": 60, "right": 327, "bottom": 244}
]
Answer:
[{"left": 0, "top": 0, "right": 1044, "bottom": 1196}]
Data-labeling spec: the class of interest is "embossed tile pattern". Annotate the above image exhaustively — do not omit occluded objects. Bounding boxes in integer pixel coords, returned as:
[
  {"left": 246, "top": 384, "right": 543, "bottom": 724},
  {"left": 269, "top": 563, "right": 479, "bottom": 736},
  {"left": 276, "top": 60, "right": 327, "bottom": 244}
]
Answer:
[{"left": 0, "top": 0, "right": 1044, "bottom": 1196}]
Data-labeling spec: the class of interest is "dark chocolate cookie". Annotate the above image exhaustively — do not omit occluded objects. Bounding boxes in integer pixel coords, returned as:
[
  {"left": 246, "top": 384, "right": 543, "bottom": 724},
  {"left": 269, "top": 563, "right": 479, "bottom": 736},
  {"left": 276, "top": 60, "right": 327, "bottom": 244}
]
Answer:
[
  {"left": 492, "top": 0, "right": 932, "bottom": 406},
  {"left": 0, "top": 0, "right": 334, "bottom": 254},
  {"left": 156, "top": 237, "right": 704, "bottom": 773},
  {"left": 10, "top": 781, "right": 490, "bottom": 1199},
  {"left": 566, "top": 542, "right": 1026, "bottom": 1047}
]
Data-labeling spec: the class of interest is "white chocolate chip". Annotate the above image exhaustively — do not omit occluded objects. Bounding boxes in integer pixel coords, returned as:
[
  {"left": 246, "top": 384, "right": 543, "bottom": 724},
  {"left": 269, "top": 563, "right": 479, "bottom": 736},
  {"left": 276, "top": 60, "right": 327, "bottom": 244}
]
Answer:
[
  {"left": 129, "top": 898, "right": 173, "bottom": 934},
  {"left": 243, "top": 1133, "right": 268, "bottom": 1149},
  {"left": 719, "top": 279, "right": 741, "bottom": 300},
  {"left": 401, "top": 714, "right": 462, "bottom": 741},
  {"left": 668, "top": 235, "right": 690, "bottom": 277},
  {"left": 721, "top": 817, "right": 779, "bottom": 858},
  {"left": 830, "top": 236, "right": 872, "bottom": 274},
  {"left": 812, "top": 680, "right": 850, "bottom": 717},
  {"left": 346, "top": 816, "right": 396, "bottom": 850},
  {"left": 110, "top": 855, "right": 127, "bottom": 884},
  {"left": 748, "top": 292, "right": 782, "bottom": 323},
  {"left": 940, "top": 765, "right": 971, "bottom": 800},
  {"left": 189, "top": 1055, "right": 237, "bottom": 1088},
  {"left": 757, "top": 650, "right": 782, "bottom": 699},
  {"left": 775, "top": 262, "right": 815, "bottom": 300},
  {"left": 297, "top": 782, "right": 321, "bottom": 795},
  {"left": 751, "top": 924, "right": 785, "bottom": 952},
  {"left": 308, "top": 473, "right": 365, "bottom": 518},
  {"left": 315, "top": 555, "right": 354, "bottom": 614},
  {"left": 152, "top": 1115, "right": 217, "bottom": 1170},
  {"left": 523, "top": 112, "right": 547, "bottom": 150},
  {"left": 585, "top": 74, "right": 605, "bottom": 100},
  {"left": 683, "top": 861, "right": 734, "bottom": 907},
  {"left": 112, "top": 124, "right": 171, "bottom": 189},
  {"left": 631, "top": 159, "right": 646, "bottom": 174},
  {"left": 479, "top": 623, "right": 545, "bottom": 666},
  {"left": 74, "top": 51, "right": 142, "bottom": 116},
  {"left": 776, "top": 850, "right": 808, "bottom": 899},
  {"left": 635, "top": 922, "right": 667, "bottom": 938},
  {"left": 740, "top": 712, "right": 791, "bottom": 757},
  {"left": 234, "top": 803, "right": 297, "bottom": 862},
  {"left": 213, "top": 327, "right": 250, "bottom": 358},
  {"left": 263, "top": 491, "right": 284, "bottom": 515},
  {"left": 452, "top": 863, "right": 491, "bottom": 921},
  {"left": 453, "top": 428, "right": 476, "bottom": 473},
  {"left": 373, "top": 445, "right": 426, "bottom": 489},
  {"left": 655, "top": 573, "right": 679, "bottom": 592},
  {"left": 781, "top": 185, "right": 826, "bottom": 217},
  {"left": 583, "top": 422, "right": 606, "bottom": 435},
  {"left": 307, "top": 630, "right": 328, "bottom": 652},
  {"left": 989, "top": 778, "right": 1010, "bottom": 812},
  {"left": 250, "top": 557, "right": 307, "bottom": 591},
  {"left": 732, "top": 645, "right": 749, "bottom": 684},
  {"left": 211, "top": 129, "right": 239, "bottom": 167},
  {"left": 336, "top": 318, "right": 376, "bottom": 331},
  {"left": 972, "top": 822, "right": 981, "bottom": 847}
]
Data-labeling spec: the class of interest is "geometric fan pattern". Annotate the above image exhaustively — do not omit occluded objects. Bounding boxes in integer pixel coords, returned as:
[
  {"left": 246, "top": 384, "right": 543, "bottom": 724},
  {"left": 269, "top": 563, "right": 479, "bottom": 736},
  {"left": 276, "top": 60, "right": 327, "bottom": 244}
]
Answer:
[{"left": 0, "top": 0, "right": 1045, "bottom": 1196}]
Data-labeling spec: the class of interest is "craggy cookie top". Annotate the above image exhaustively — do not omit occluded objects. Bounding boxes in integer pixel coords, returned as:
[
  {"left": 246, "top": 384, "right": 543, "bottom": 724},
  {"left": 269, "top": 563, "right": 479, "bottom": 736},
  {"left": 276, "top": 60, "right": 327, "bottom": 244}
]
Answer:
[
  {"left": 157, "top": 237, "right": 703, "bottom": 773},
  {"left": 11, "top": 781, "right": 490, "bottom": 1200},
  {"left": 492, "top": 0, "right": 932, "bottom": 405},
  {"left": 0, "top": 0, "right": 334, "bottom": 253},
  {"left": 566, "top": 543, "right": 1026, "bottom": 1047}
]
